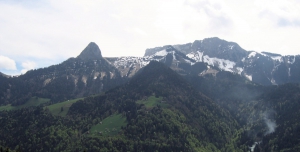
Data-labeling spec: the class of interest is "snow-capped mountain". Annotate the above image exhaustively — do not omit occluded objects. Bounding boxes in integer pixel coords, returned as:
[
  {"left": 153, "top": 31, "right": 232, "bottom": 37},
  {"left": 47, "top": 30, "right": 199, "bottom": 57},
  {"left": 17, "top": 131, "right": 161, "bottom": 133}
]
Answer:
[
  {"left": 106, "top": 45, "right": 215, "bottom": 78},
  {"left": 1, "top": 38, "right": 299, "bottom": 106},
  {"left": 107, "top": 37, "right": 300, "bottom": 85}
]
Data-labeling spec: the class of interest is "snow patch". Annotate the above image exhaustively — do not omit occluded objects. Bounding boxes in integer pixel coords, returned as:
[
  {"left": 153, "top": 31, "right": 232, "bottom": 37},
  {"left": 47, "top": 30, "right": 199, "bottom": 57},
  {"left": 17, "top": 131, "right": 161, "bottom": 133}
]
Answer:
[
  {"left": 172, "top": 52, "right": 176, "bottom": 61},
  {"left": 155, "top": 49, "right": 168, "bottom": 56},
  {"left": 186, "top": 51, "right": 203, "bottom": 62},
  {"left": 236, "top": 67, "right": 243, "bottom": 75},
  {"left": 259, "top": 52, "right": 268, "bottom": 57},
  {"left": 271, "top": 56, "right": 283, "bottom": 62},
  {"left": 187, "top": 52, "right": 241, "bottom": 73},
  {"left": 244, "top": 74, "right": 252, "bottom": 81},
  {"left": 287, "top": 56, "right": 296, "bottom": 64},
  {"left": 248, "top": 52, "right": 256, "bottom": 58},
  {"left": 203, "top": 55, "right": 236, "bottom": 72}
]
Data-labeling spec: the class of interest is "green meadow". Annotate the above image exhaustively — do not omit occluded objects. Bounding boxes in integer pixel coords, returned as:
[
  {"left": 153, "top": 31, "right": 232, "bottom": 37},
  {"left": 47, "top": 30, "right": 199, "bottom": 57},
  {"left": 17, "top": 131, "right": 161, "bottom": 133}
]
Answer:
[
  {"left": 89, "top": 114, "right": 127, "bottom": 137},
  {"left": 0, "top": 97, "right": 50, "bottom": 111},
  {"left": 136, "top": 95, "right": 168, "bottom": 108},
  {"left": 46, "top": 97, "right": 84, "bottom": 117}
]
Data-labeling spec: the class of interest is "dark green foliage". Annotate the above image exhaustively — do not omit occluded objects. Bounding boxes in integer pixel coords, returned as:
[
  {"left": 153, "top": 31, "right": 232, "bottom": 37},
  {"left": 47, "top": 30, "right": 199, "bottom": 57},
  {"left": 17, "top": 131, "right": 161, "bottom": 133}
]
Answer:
[
  {"left": 68, "top": 61, "right": 240, "bottom": 151},
  {"left": 185, "top": 69, "right": 300, "bottom": 151},
  {"left": 0, "top": 61, "right": 242, "bottom": 151},
  {"left": 0, "top": 107, "right": 82, "bottom": 151},
  {"left": 249, "top": 83, "right": 300, "bottom": 151},
  {"left": 1, "top": 61, "right": 300, "bottom": 151},
  {"left": 0, "top": 97, "right": 50, "bottom": 111}
]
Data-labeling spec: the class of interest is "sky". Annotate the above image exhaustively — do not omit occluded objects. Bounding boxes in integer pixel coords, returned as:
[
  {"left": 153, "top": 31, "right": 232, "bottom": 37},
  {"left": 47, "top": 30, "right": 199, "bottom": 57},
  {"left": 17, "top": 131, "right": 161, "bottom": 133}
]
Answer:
[{"left": 0, "top": 0, "right": 300, "bottom": 75}]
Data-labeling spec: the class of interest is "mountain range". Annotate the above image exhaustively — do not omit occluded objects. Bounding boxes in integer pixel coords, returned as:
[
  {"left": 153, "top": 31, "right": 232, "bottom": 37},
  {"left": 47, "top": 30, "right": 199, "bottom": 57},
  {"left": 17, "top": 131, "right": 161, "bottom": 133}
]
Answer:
[
  {"left": 1, "top": 37, "right": 300, "bottom": 151},
  {"left": 2, "top": 37, "right": 300, "bottom": 105},
  {"left": 107, "top": 37, "right": 300, "bottom": 85}
]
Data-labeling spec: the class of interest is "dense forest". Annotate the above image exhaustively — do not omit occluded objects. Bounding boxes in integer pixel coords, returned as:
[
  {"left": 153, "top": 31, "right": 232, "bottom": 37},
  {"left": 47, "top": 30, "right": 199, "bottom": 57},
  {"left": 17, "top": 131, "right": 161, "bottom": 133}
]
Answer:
[{"left": 1, "top": 61, "right": 300, "bottom": 151}]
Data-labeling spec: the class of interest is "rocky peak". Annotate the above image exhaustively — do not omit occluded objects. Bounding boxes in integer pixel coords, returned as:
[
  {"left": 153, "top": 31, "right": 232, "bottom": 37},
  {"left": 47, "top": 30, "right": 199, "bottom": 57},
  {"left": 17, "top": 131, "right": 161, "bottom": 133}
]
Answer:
[
  {"left": 77, "top": 42, "right": 102, "bottom": 61},
  {"left": 190, "top": 37, "right": 247, "bottom": 62}
]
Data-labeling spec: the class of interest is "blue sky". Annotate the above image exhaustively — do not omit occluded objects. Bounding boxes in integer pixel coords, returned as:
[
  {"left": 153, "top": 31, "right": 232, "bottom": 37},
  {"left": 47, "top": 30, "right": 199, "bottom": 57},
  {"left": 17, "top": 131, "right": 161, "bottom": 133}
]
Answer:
[{"left": 1, "top": 0, "right": 300, "bottom": 75}]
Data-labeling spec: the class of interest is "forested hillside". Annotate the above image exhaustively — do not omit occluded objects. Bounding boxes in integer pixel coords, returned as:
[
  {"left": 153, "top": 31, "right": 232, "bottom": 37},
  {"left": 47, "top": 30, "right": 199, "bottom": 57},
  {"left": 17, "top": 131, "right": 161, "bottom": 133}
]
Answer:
[
  {"left": 0, "top": 61, "right": 241, "bottom": 151},
  {"left": 184, "top": 70, "right": 300, "bottom": 151},
  {"left": 1, "top": 61, "right": 300, "bottom": 151}
]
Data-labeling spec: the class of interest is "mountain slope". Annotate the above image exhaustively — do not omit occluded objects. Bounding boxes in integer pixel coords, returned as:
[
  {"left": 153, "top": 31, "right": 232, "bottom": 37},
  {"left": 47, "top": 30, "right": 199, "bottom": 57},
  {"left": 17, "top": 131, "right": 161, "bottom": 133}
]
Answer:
[
  {"left": 0, "top": 43, "right": 126, "bottom": 106},
  {"left": 68, "top": 61, "right": 240, "bottom": 151},
  {"left": 247, "top": 83, "right": 300, "bottom": 151}
]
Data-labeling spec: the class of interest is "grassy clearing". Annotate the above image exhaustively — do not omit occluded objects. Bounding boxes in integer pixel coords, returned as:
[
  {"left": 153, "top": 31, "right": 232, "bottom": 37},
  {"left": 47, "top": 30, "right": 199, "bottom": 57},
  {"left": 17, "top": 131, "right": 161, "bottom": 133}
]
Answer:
[
  {"left": 0, "top": 104, "right": 15, "bottom": 111},
  {"left": 136, "top": 96, "right": 168, "bottom": 108},
  {"left": 89, "top": 114, "right": 127, "bottom": 137},
  {"left": 0, "top": 97, "right": 50, "bottom": 111},
  {"left": 46, "top": 98, "right": 84, "bottom": 117}
]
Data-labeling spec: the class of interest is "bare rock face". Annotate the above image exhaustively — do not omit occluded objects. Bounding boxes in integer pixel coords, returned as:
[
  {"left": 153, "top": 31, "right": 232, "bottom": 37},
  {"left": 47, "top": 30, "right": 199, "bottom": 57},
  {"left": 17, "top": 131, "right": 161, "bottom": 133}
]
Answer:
[{"left": 77, "top": 42, "right": 102, "bottom": 61}]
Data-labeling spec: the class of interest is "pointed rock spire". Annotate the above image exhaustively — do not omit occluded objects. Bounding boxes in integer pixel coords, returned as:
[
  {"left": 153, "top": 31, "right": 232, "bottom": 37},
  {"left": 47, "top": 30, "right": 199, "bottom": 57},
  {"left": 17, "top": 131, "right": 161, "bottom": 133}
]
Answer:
[{"left": 77, "top": 42, "right": 102, "bottom": 60}]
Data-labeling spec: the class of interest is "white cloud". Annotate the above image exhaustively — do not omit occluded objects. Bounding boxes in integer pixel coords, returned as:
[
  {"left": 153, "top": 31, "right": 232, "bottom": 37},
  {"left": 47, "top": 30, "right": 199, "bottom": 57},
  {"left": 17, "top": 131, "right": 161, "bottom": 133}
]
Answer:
[
  {"left": 21, "top": 61, "right": 36, "bottom": 74},
  {"left": 255, "top": 0, "right": 300, "bottom": 27},
  {"left": 0, "top": 55, "right": 17, "bottom": 70}
]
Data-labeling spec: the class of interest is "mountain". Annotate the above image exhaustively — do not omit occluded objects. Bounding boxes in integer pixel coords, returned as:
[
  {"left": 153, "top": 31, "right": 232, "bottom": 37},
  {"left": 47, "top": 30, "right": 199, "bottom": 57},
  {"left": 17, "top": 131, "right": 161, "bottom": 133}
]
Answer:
[
  {"left": 1, "top": 39, "right": 300, "bottom": 151},
  {"left": 106, "top": 45, "right": 211, "bottom": 78},
  {"left": 2, "top": 37, "right": 299, "bottom": 105},
  {"left": 0, "top": 43, "right": 126, "bottom": 106},
  {"left": 108, "top": 37, "right": 300, "bottom": 85},
  {"left": 65, "top": 61, "right": 241, "bottom": 151},
  {"left": 0, "top": 61, "right": 242, "bottom": 151},
  {"left": 0, "top": 61, "right": 299, "bottom": 151},
  {"left": 160, "top": 37, "right": 300, "bottom": 85}
]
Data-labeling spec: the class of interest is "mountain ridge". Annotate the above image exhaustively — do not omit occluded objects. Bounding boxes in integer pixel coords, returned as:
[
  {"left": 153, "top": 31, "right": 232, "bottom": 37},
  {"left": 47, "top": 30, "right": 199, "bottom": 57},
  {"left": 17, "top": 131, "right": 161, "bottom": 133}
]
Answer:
[
  {"left": 107, "top": 37, "right": 300, "bottom": 85},
  {"left": 0, "top": 43, "right": 126, "bottom": 106},
  {"left": 1, "top": 37, "right": 300, "bottom": 106}
]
